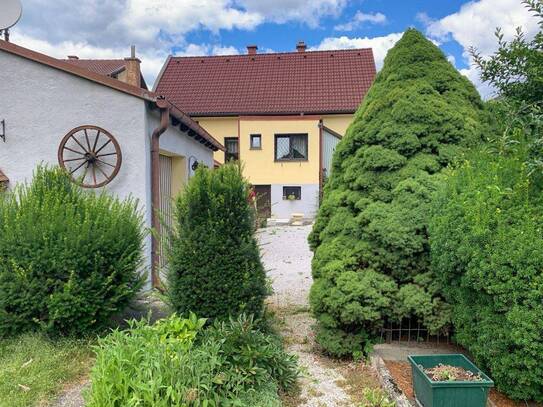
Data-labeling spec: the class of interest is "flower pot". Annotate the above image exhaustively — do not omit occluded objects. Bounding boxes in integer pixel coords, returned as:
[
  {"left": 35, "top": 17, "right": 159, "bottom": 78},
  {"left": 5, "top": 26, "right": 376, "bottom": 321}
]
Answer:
[{"left": 407, "top": 354, "right": 493, "bottom": 407}]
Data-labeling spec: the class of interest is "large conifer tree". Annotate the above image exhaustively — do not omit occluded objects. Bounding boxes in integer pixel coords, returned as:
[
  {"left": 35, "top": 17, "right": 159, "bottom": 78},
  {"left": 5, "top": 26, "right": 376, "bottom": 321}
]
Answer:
[{"left": 308, "top": 29, "right": 489, "bottom": 356}]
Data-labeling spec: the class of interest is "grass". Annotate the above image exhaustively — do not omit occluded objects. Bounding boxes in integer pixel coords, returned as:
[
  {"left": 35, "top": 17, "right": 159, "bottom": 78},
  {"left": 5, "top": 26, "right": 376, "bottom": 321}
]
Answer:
[{"left": 0, "top": 333, "right": 94, "bottom": 407}]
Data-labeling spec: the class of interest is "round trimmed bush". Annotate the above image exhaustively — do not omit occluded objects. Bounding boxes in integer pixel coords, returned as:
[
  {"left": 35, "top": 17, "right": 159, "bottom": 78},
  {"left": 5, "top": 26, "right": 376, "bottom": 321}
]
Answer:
[
  {"left": 308, "top": 29, "right": 489, "bottom": 356},
  {"left": 167, "top": 163, "right": 267, "bottom": 321},
  {"left": 0, "top": 166, "right": 145, "bottom": 337}
]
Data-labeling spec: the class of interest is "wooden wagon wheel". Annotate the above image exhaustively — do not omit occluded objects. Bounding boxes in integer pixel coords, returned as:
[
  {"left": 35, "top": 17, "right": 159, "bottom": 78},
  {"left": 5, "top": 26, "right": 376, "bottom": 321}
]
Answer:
[{"left": 58, "top": 125, "right": 122, "bottom": 188}]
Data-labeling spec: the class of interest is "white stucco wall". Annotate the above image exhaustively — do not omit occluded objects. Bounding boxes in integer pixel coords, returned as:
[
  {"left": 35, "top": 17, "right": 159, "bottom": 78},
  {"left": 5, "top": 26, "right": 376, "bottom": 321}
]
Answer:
[
  {"left": 0, "top": 49, "right": 214, "bottom": 284},
  {"left": 270, "top": 183, "right": 320, "bottom": 219}
]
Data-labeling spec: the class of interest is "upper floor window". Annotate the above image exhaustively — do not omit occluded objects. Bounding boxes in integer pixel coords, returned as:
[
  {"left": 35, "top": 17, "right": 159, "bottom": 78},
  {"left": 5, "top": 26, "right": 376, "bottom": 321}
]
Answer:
[
  {"left": 275, "top": 134, "right": 308, "bottom": 161},
  {"left": 250, "top": 134, "right": 262, "bottom": 149},
  {"left": 224, "top": 137, "right": 239, "bottom": 162}
]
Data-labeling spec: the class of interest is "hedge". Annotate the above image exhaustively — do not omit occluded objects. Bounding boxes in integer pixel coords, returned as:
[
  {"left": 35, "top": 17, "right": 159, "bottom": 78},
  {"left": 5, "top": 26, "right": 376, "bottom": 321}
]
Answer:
[
  {"left": 167, "top": 163, "right": 267, "bottom": 321},
  {"left": 0, "top": 166, "right": 145, "bottom": 337}
]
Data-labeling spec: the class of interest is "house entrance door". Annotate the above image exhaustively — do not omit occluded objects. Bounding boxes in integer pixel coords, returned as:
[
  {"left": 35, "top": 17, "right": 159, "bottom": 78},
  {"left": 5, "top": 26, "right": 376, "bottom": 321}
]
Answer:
[{"left": 253, "top": 185, "right": 271, "bottom": 220}]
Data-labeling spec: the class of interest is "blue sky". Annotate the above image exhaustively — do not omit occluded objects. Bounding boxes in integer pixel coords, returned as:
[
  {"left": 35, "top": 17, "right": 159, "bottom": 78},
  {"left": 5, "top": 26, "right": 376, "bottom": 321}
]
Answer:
[{"left": 9, "top": 0, "right": 540, "bottom": 96}]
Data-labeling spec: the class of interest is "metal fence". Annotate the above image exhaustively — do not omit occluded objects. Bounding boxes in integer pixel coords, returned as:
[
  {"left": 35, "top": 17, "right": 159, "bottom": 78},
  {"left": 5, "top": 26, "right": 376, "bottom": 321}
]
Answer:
[{"left": 380, "top": 318, "right": 451, "bottom": 345}]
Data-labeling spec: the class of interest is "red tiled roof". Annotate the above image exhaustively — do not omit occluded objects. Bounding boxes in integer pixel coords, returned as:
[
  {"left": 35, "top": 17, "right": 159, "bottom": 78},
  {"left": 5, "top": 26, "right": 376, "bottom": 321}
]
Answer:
[
  {"left": 63, "top": 59, "right": 128, "bottom": 76},
  {"left": 63, "top": 58, "right": 148, "bottom": 89},
  {"left": 0, "top": 169, "right": 8, "bottom": 183},
  {"left": 154, "top": 48, "right": 376, "bottom": 116}
]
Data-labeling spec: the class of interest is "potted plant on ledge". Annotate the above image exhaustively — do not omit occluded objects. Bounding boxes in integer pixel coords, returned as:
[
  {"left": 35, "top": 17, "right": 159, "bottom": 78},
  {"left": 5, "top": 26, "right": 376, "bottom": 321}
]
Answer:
[{"left": 408, "top": 354, "right": 494, "bottom": 407}]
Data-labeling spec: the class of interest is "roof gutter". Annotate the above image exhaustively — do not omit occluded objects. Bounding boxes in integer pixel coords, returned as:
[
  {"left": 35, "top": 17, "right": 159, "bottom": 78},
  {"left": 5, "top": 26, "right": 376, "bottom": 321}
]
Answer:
[{"left": 150, "top": 97, "right": 170, "bottom": 289}]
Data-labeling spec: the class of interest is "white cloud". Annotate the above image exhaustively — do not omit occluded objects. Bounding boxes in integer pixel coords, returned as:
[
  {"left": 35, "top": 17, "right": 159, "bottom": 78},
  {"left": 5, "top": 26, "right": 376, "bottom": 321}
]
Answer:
[
  {"left": 420, "top": 0, "right": 540, "bottom": 97},
  {"left": 311, "top": 32, "right": 403, "bottom": 69},
  {"left": 237, "top": 0, "right": 347, "bottom": 27},
  {"left": 334, "top": 11, "right": 387, "bottom": 31}
]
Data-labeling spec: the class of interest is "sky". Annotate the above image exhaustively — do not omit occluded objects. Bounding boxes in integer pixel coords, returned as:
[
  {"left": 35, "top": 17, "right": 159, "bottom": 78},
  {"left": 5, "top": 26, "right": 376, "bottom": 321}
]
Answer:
[{"left": 8, "top": 0, "right": 541, "bottom": 97}]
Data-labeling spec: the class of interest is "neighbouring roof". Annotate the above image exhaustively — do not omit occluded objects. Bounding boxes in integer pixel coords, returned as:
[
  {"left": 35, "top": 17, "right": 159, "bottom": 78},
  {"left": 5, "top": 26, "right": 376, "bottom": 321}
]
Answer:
[
  {"left": 154, "top": 48, "right": 377, "bottom": 116},
  {"left": 0, "top": 169, "right": 8, "bottom": 183},
  {"left": 0, "top": 40, "right": 223, "bottom": 151},
  {"left": 63, "top": 58, "right": 149, "bottom": 89}
]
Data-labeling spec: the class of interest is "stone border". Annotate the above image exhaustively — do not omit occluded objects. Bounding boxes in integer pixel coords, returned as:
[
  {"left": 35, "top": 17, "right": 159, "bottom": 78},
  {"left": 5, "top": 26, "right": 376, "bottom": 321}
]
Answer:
[{"left": 370, "top": 353, "right": 414, "bottom": 407}]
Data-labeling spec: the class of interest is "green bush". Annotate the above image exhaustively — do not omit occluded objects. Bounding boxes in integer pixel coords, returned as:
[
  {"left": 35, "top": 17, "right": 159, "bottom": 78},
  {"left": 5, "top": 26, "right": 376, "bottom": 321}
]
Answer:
[
  {"left": 85, "top": 314, "right": 298, "bottom": 406},
  {"left": 0, "top": 166, "right": 145, "bottom": 337},
  {"left": 167, "top": 163, "right": 267, "bottom": 321},
  {"left": 308, "top": 29, "right": 488, "bottom": 356},
  {"left": 429, "top": 148, "right": 543, "bottom": 401}
]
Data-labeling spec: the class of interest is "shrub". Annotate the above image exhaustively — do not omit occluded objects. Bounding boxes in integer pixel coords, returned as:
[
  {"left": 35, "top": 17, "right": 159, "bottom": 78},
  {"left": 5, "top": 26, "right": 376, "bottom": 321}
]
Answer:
[
  {"left": 0, "top": 166, "right": 145, "bottom": 337},
  {"left": 308, "top": 29, "right": 488, "bottom": 356},
  {"left": 429, "top": 148, "right": 543, "bottom": 401},
  {"left": 85, "top": 314, "right": 298, "bottom": 406},
  {"left": 167, "top": 163, "right": 267, "bottom": 321}
]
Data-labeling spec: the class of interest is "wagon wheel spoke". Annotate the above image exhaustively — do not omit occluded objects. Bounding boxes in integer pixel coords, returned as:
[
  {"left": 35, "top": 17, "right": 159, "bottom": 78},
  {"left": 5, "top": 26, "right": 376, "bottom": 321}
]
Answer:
[
  {"left": 70, "top": 159, "right": 88, "bottom": 174},
  {"left": 71, "top": 135, "right": 89, "bottom": 154},
  {"left": 94, "top": 162, "right": 109, "bottom": 179},
  {"left": 63, "top": 156, "right": 86, "bottom": 163},
  {"left": 92, "top": 165, "right": 97, "bottom": 185},
  {"left": 63, "top": 146, "right": 86, "bottom": 155},
  {"left": 91, "top": 130, "right": 100, "bottom": 152},
  {"left": 84, "top": 129, "right": 92, "bottom": 152},
  {"left": 94, "top": 139, "right": 112, "bottom": 155},
  {"left": 95, "top": 158, "right": 116, "bottom": 168},
  {"left": 96, "top": 152, "right": 118, "bottom": 158}
]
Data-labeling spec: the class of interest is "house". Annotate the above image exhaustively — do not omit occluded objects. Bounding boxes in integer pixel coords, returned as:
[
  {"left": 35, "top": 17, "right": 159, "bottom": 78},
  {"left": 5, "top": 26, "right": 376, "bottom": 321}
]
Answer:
[
  {"left": 63, "top": 46, "right": 149, "bottom": 89},
  {"left": 154, "top": 42, "right": 376, "bottom": 220},
  {"left": 0, "top": 39, "right": 224, "bottom": 288}
]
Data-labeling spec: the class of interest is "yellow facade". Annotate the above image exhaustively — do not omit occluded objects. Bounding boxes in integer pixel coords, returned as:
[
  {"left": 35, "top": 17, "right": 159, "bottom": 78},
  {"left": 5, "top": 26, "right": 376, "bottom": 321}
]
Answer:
[
  {"left": 199, "top": 114, "right": 353, "bottom": 179},
  {"left": 321, "top": 114, "right": 353, "bottom": 137},
  {"left": 195, "top": 117, "right": 238, "bottom": 165}
]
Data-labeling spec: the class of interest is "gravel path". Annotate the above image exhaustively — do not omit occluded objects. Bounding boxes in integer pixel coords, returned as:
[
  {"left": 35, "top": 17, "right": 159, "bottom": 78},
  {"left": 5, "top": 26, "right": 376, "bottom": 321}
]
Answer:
[
  {"left": 258, "top": 225, "right": 363, "bottom": 407},
  {"left": 257, "top": 225, "right": 314, "bottom": 307}
]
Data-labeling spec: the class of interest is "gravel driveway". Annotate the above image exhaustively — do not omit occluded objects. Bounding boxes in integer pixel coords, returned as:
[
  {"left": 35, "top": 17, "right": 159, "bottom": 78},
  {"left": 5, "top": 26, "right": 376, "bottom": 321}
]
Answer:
[
  {"left": 258, "top": 225, "right": 374, "bottom": 407},
  {"left": 257, "top": 225, "right": 313, "bottom": 307}
]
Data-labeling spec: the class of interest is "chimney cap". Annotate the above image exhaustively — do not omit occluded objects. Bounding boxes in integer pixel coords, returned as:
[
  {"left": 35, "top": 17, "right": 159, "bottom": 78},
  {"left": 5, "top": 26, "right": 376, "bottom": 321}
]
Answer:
[
  {"left": 247, "top": 44, "right": 258, "bottom": 55},
  {"left": 296, "top": 41, "right": 306, "bottom": 52},
  {"left": 67, "top": 55, "right": 79, "bottom": 60}
]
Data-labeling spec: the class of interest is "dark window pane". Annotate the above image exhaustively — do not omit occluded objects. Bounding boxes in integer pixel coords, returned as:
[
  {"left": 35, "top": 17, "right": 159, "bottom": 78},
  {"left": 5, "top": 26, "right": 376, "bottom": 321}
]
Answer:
[
  {"left": 225, "top": 138, "right": 239, "bottom": 161},
  {"left": 283, "top": 186, "right": 302, "bottom": 200}
]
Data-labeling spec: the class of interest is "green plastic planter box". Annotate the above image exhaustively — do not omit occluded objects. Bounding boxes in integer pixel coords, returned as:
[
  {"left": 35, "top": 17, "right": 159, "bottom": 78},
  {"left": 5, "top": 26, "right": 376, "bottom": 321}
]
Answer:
[{"left": 407, "top": 354, "right": 494, "bottom": 407}]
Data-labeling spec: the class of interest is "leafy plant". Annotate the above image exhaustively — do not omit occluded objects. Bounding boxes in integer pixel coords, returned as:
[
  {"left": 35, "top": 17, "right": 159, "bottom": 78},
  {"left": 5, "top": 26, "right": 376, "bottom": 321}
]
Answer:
[
  {"left": 85, "top": 314, "right": 298, "bottom": 406},
  {"left": 308, "top": 29, "right": 488, "bottom": 357},
  {"left": 167, "top": 163, "right": 267, "bottom": 322},
  {"left": 360, "top": 388, "right": 395, "bottom": 407},
  {"left": 0, "top": 166, "right": 145, "bottom": 337},
  {"left": 429, "top": 149, "right": 543, "bottom": 401}
]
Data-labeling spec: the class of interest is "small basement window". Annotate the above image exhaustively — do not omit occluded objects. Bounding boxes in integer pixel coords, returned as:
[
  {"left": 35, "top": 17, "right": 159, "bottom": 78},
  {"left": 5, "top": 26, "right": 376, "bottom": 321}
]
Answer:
[
  {"left": 250, "top": 134, "right": 262, "bottom": 149},
  {"left": 283, "top": 186, "right": 301, "bottom": 200}
]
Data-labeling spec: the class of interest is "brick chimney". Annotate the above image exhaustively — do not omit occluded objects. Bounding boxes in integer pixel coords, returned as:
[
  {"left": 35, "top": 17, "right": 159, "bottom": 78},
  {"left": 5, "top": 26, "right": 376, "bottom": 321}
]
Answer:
[
  {"left": 296, "top": 41, "right": 306, "bottom": 53},
  {"left": 124, "top": 45, "right": 142, "bottom": 87},
  {"left": 247, "top": 45, "right": 258, "bottom": 55},
  {"left": 67, "top": 55, "right": 79, "bottom": 60}
]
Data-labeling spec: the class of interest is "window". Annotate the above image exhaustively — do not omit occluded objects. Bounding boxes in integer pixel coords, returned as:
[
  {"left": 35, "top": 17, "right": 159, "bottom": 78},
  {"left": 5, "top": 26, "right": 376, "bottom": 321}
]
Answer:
[
  {"left": 275, "top": 134, "right": 308, "bottom": 161},
  {"left": 224, "top": 137, "right": 239, "bottom": 162},
  {"left": 250, "top": 134, "right": 262, "bottom": 149},
  {"left": 283, "top": 186, "right": 301, "bottom": 200}
]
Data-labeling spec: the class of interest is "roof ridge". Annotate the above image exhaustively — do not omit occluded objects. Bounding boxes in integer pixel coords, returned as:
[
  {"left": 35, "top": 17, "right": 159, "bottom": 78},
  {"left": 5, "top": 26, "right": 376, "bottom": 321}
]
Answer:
[{"left": 170, "top": 47, "right": 373, "bottom": 60}]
